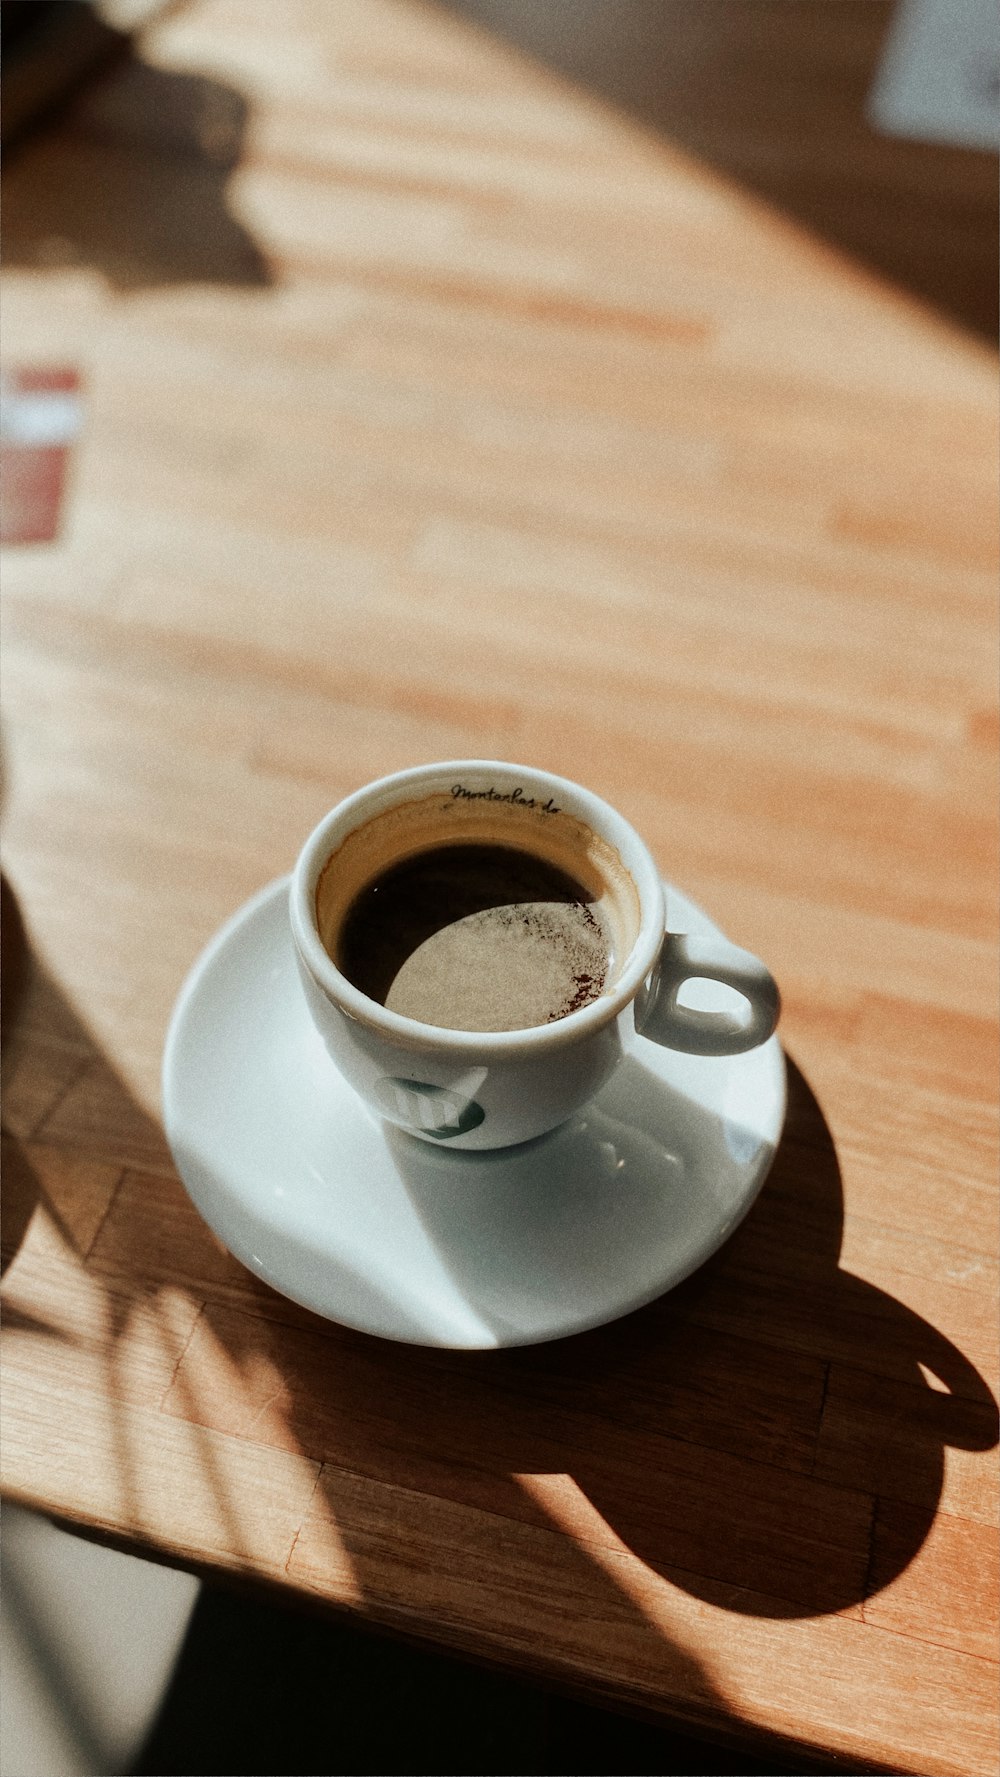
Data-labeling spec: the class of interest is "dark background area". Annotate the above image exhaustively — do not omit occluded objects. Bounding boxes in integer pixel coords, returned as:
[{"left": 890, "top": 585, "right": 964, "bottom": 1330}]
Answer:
[{"left": 134, "top": 1584, "right": 821, "bottom": 1777}]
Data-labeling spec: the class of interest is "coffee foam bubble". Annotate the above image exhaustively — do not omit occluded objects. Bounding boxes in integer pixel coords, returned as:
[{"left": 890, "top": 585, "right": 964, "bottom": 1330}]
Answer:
[{"left": 384, "top": 896, "right": 609, "bottom": 1032}]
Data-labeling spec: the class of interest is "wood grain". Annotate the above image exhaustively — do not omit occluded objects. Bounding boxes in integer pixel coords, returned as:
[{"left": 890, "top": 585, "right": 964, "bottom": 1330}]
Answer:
[{"left": 1, "top": 2, "right": 997, "bottom": 1772}]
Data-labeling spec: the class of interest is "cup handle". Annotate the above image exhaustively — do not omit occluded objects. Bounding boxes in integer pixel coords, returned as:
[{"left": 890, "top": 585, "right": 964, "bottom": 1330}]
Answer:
[{"left": 635, "top": 932, "right": 780, "bottom": 1056}]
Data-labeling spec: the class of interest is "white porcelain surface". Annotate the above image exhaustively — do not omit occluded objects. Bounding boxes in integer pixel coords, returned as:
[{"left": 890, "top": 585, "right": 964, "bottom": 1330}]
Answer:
[
  {"left": 289, "top": 761, "right": 780, "bottom": 1147},
  {"left": 163, "top": 879, "right": 786, "bottom": 1349}
]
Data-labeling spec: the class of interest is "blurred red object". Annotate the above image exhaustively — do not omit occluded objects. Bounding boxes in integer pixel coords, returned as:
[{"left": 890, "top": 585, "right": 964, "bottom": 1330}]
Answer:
[{"left": 0, "top": 366, "right": 83, "bottom": 544}]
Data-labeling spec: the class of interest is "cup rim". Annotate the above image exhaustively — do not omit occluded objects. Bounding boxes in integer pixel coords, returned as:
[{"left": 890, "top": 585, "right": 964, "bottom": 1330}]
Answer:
[{"left": 289, "top": 760, "right": 666, "bottom": 1056}]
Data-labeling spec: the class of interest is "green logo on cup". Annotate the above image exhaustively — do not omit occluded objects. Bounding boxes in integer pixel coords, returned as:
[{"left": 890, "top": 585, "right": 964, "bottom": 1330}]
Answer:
[{"left": 376, "top": 1077, "right": 486, "bottom": 1140}]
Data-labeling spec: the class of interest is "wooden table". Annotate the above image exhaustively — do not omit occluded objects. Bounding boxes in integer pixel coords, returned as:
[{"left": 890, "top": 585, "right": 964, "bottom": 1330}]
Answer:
[{"left": 2, "top": 3, "right": 997, "bottom": 1771}]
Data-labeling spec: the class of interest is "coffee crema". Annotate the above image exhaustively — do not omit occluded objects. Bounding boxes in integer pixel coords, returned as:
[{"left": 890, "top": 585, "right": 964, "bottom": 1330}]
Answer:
[
  {"left": 314, "top": 785, "right": 642, "bottom": 1034},
  {"left": 336, "top": 843, "right": 610, "bottom": 1032}
]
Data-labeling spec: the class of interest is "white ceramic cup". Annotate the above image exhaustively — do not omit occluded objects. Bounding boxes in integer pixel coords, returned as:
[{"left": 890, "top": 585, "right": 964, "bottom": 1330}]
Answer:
[{"left": 289, "top": 761, "right": 780, "bottom": 1150}]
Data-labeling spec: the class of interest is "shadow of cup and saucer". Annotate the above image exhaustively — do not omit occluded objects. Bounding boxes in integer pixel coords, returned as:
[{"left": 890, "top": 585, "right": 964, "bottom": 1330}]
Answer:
[{"left": 383, "top": 1038, "right": 998, "bottom": 1622}]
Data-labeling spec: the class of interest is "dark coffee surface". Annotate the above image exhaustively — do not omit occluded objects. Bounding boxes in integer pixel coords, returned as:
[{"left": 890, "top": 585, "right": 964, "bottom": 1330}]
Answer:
[{"left": 335, "top": 842, "right": 609, "bottom": 1031}]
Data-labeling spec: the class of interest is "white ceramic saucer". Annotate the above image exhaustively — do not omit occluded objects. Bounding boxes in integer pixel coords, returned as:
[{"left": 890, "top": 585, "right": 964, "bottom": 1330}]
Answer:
[{"left": 163, "top": 879, "right": 786, "bottom": 1349}]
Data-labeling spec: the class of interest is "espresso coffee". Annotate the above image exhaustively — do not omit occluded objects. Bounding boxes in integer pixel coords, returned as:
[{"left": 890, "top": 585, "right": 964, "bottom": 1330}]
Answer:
[{"left": 336, "top": 842, "right": 610, "bottom": 1032}]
